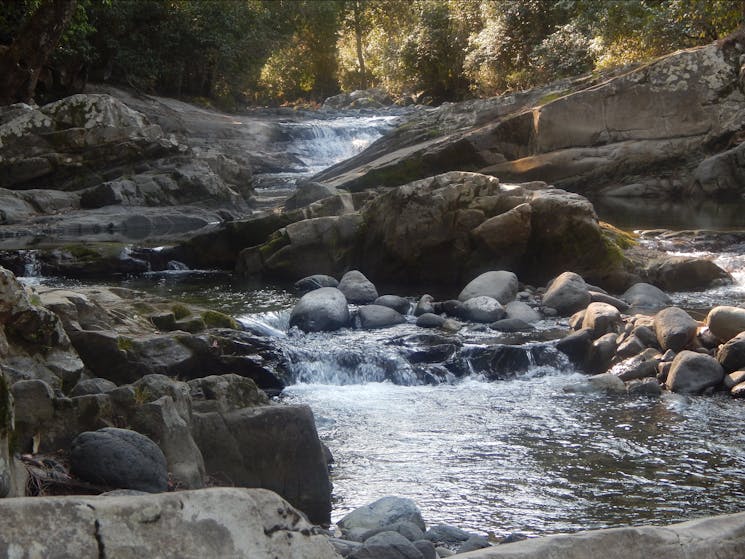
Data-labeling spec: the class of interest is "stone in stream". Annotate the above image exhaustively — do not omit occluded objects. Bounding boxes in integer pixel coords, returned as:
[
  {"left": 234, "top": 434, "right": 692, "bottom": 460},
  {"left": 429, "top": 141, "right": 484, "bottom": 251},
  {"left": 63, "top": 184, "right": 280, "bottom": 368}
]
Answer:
[
  {"left": 339, "top": 496, "right": 426, "bottom": 533},
  {"left": 424, "top": 524, "right": 474, "bottom": 546},
  {"left": 375, "top": 295, "right": 412, "bottom": 315},
  {"left": 460, "top": 296, "right": 505, "bottom": 323},
  {"left": 457, "top": 535, "right": 491, "bottom": 553},
  {"left": 556, "top": 328, "right": 593, "bottom": 367},
  {"left": 622, "top": 282, "right": 673, "bottom": 310},
  {"left": 589, "top": 291, "right": 631, "bottom": 312},
  {"left": 716, "top": 331, "right": 745, "bottom": 372},
  {"left": 586, "top": 333, "right": 618, "bottom": 374},
  {"left": 348, "top": 531, "right": 424, "bottom": 559},
  {"left": 504, "top": 300, "right": 541, "bottom": 323},
  {"left": 358, "top": 305, "right": 406, "bottom": 330},
  {"left": 707, "top": 305, "right": 745, "bottom": 342},
  {"left": 339, "top": 270, "right": 379, "bottom": 304},
  {"left": 70, "top": 427, "right": 168, "bottom": 492},
  {"left": 414, "top": 294, "right": 436, "bottom": 317},
  {"left": 458, "top": 271, "right": 518, "bottom": 304},
  {"left": 581, "top": 302, "right": 622, "bottom": 339},
  {"left": 542, "top": 272, "right": 591, "bottom": 316},
  {"left": 416, "top": 313, "right": 445, "bottom": 328},
  {"left": 490, "top": 318, "right": 534, "bottom": 332},
  {"left": 289, "top": 287, "right": 350, "bottom": 332},
  {"left": 654, "top": 307, "right": 698, "bottom": 352},
  {"left": 724, "top": 370, "right": 745, "bottom": 389},
  {"left": 627, "top": 378, "right": 663, "bottom": 397},
  {"left": 294, "top": 274, "right": 339, "bottom": 294},
  {"left": 666, "top": 350, "right": 724, "bottom": 394}
]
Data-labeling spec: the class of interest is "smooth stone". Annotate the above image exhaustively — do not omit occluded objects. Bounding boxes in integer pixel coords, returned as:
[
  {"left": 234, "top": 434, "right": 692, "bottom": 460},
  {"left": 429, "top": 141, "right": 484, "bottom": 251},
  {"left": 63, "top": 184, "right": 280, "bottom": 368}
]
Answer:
[
  {"left": 724, "top": 370, "right": 745, "bottom": 389},
  {"left": 416, "top": 313, "right": 445, "bottom": 328},
  {"left": 622, "top": 282, "right": 672, "bottom": 310},
  {"left": 504, "top": 300, "right": 541, "bottom": 323},
  {"left": 457, "top": 535, "right": 491, "bottom": 553},
  {"left": 460, "top": 296, "right": 505, "bottom": 323},
  {"left": 667, "top": 350, "right": 724, "bottom": 393},
  {"left": 489, "top": 318, "right": 534, "bottom": 332},
  {"left": 556, "top": 328, "right": 593, "bottom": 366},
  {"left": 581, "top": 302, "right": 622, "bottom": 339},
  {"left": 339, "top": 496, "right": 426, "bottom": 533},
  {"left": 654, "top": 307, "right": 698, "bottom": 352},
  {"left": 375, "top": 295, "right": 412, "bottom": 315},
  {"left": 542, "top": 272, "right": 591, "bottom": 316},
  {"left": 716, "top": 331, "right": 745, "bottom": 372},
  {"left": 458, "top": 271, "right": 518, "bottom": 304},
  {"left": 348, "top": 531, "right": 424, "bottom": 559},
  {"left": 294, "top": 274, "right": 339, "bottom": 294},
  {"left": 289, "top": 287, "right": 350, "bottom": 333},
  {"left": 424, "top": 524, "right": 473, "bottom": 545},
  {"left": 415, "top": 295, "right": 435, "bottom": 317},
  {"left": 339, "top": 270, "right": 379, "bottom": 304},
  {"left": 627, "top": 378, "right": 662, "bottom": 397},
  {"left": 707, "top": 305, "right": 745, "bottom": 342},
  {"left": 358, "top": 305, "right": 406, "bottom": 330}
]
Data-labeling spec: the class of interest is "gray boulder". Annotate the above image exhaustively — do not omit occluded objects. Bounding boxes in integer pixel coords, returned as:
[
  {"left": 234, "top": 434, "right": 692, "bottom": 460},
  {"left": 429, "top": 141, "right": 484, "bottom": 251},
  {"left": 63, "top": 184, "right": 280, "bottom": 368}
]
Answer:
[
  {"left": 504, "top": 300, "right": 541, "bottom": 323},
  {"left": 358, "top": 305, "right": 406, "bottom": 329},
  {"left": 490, "top": 318, "right": 534, "bottom": 332},
  {"left": 188, "top": 374, "right": 268, "bottom": 414},
  {"left": 654, "top": 307, "right": 698, "bottom": 352},
  {"left": 339, "top": 270, "right": 379, "bottom": 304},
  {"left": 666, "top": 351, "right": 724, "bottom": 393},
  {"left": 294, "top": 274, "right": 339, "bottom": 294},
  {"left": 70, "top": 377, "right": 118, "bottom": 396},
  {"left": 349, "top": 531, "right": 424, "bottom": 559},
  {"left": 414, "top": 295, "right": 436, "bottom": 316},
  {"left": 581, "top": 302, "right": 622, "bottom": 339},
  {"left": 416, "top": 313, "right": 445, "bottom": 328},
  {"left": 460, "top": 296, "right": 505, "bottom": 323},
  {"left": 339, "top": 496, "right": 426, "bottom": 533},
  {"left": 542, "top": 272, "right": 591, "bottom": 316},
  {"left": 424, "top": 524, "right": 473, "bottom": 545},
  {"left": 716, "top": 332, "right": 745, "bottom": 373},
  {"left": 622, "top": 282, "right": 673, "bottom": 310},
  {"left": 0, "top": 488, "right": 340, "bottom": 558},
  {"left": 458, "top": 271, "right": 518, "bottom": 304},
  {"left": 458, "top": 535, "right": 491, "bottom": 553},
  {"left": 707, "top": 305, "right": 745, "bottom": 342},
  {"left": 289, "top": 287, "right": 350, "bottom": 332},
  {"left": 70, "top": 427, "right": 168, "bottom": 492},
  {"left": 375, "top": 295, "right": 412, "bottom": 315}
]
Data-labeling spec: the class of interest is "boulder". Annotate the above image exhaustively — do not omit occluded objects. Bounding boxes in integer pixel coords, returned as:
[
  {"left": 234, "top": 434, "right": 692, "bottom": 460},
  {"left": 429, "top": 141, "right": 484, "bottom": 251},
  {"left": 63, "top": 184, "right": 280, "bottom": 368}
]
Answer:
[
  {"left": 645, "top": 256, "right": 730, "bottom": 291},
  {"left": 358, "top": 305, "right": 406, "bottom": 330},
  {"left": 70, "top": 428, "right": 168, "bottom": 492},
  {"left": 589, "top": 291, "right": 630, "bottom": 313},
  {"left": 556, "top": 328, "right": 593, "bottom": 367},
  {"left": 375, "top": 295, "right": 412, "bottom": 315},
  {"left": 504, "top": 301, "right": 541, "bottom": 323},
  {"left": 285, "top": 181, "right": 340, "bottom": 210},
  {"left": 339, "top": 496, "right": 426, "bottom": 533},
  {"left": 294, "top": 274, "right": 339, "bottom": 295},
  {"left": 416, "top": 313, "right": 445, "bottom": 328},
  {"left": 581, "top": 302, "right": 622, "bottom": 339},
  {"left": 458, "top": 271, "right": 518, "bottom": 304},
  {"left": 339, "top": 270, "right": 379, "bottom": 304},
  {"left": 611, "top": 349, "right": 661, "bottom": 381},
  {"left": 724, "top": 370, "right": 745, "bottom": 389},
  {"left": 460, "top": 296, "right": 505, "bottom": 323},
  {"left": 0, "top": 488, "right": 340, "bottom": 558},
  {"left": 716, "top": 332, "right": 745, "bottom": 372},
  {"left": 188, "top": 374, "right": 268, "bottom": 414},
  {"left": 361, "top": 522, "right": 426, "bottom": 543},
  {"left": 70, "top": 377, "right": 118, "bottom": 396},
  {"left": 349, "top": 531, "right": 424, "bottom": 559},
  {"left": 424, "top": 524, "right": 473, "bottom": 546},
  {"left": 666, "top": 351, "right": 724, "bottom": 393},
  {"left": 414, "top": 295, "right": 436, "bottom": 316},
  {"left": 707, "top": 305, "right": 745, "bottom": 342},
  {"left": 490, "top": 318, "right": 534, "bottom": 332},
  {"left": 622, "top": 283, "right": 672, "bottom": 310},
  {"left": 289, "top": 287, "right": 350, "bottom": 333},
  {"left": 586, "top": 333, "right": 618, "bottom": 374},
  {"left": 627, "top": 378, "right": 663, "bottom": 397},
  {"left": 654, "top": 307, "right": 698, "bottom": 352},
  {"left": 542, "top": 272, "right": 591, "bottom": 316}
]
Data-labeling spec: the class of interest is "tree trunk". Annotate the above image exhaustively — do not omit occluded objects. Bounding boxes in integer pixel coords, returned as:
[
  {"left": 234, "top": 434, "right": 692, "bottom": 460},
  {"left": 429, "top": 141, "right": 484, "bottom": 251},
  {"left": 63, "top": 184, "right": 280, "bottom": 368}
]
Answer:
[
  {"left": 0, "top": 0, "right": 78, "bottom": 105},
  {"left": 353, "top": 0, "right": 367, "bottom": 91}
]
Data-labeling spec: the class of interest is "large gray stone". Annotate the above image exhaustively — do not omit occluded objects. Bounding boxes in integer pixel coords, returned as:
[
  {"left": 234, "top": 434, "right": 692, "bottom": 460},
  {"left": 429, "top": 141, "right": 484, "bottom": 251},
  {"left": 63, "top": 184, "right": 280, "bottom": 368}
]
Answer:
[
  {"left": 707, "top": 305, "right": 745, "bottom": 342},
  {"left": 358, "top": 305, "right": 406, "bottom": 330},
  {"left": 460, "top": 296, "right": 506, "bottom": 323},
  {"left": 458, "top": 271, "right": 518, "bottom": 304},
  {"left": 666, "top": 350, "right": 724, "bottom": 394},
  {"left": 339, "top": 496, "right": 426, "bottom": 533},
  {"left": 0, "top": 488, "right": 340, "bottom": 558},
  {"left": 289, "top": 287, "right": 350, "bottom": 333},
  {"left": 622, "top": 282, "right": 672, "bottom": 310},
  {"left": 542, "top": 272, "right": 591, "bottom": 316},
  {"left": 654, "top": 307, "right": 698, "bottom": 352},
  {"left": 70, "top": 427, "right": 168, "bottom": 492},
  {"left": 349, "top": 531, "right": 424, "bottom": 559},
  {"left": 339, "top": 270, "right": 379, "bottom": 304}
]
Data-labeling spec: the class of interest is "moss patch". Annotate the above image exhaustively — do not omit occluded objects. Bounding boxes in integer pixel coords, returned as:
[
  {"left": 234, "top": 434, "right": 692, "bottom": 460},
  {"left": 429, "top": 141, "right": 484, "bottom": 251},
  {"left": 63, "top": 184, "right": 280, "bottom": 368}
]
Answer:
[
  {"left": 171, "top": 303, "right": 192, "bottom": 320},
  {"left": 600, "top": 221, "right": 638, "bottom": 249},
  {"left": 117, "top": 336, "right": 133, "bottom": 351},
  {"left": 201, "top": 310, "right": 239, "bottom": 329}
]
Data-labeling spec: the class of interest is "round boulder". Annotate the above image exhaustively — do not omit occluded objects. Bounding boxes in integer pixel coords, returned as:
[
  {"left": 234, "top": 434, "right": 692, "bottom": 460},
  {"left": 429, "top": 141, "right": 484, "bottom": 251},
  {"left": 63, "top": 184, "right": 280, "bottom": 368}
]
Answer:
[
  {"left": 458, "top": 271, "right": 518, "bottom": 304},
  {"left": 375, "top": 295, "right": 411, "bottom": 315},
  {"left": 70, "top": 427, "right": 168, "bottom": 492},
  {"left": 542, "top": 272, "right": 591, "bottom": 316},
  {"left": 339, "top": 270, "right": 379, "bottom": 304},
  {"left": 460, "top": 296, "right": 505, "bottom": 323},
  {"left": 504, "top": 301, "right": 541, "bottom": 323},
  {"left": 289, "top": 287, "right": 350, "bottom": 332},
  {"left": 581, "top": 302, "right": 622, "bottom": 339},
  {"left": 416, "top": 313, "right": 445, "bottom": 328},
  {"left": 716, "top": 331, "right": 745, "bottom": 372},
  {"left": 654, "top": 307, "right": 698, "bottom": 352},
  {"left": 707, "top": 305, "right": 745, "bottom": 342},
  {"left": 70, "top": 378, "right": 118, "bottom": 397},
  {"left": 339, "top": 496, "right": 426, "bottom": 533},
  {"left": 666, "top": 350, "right": 724, "bottom": 393},
  {"left": 358, "top": 305, "right": 406, "bottom": 330},
  {"left": 294, "top": 274, "right": 339, "bottom": 295},
  {"left": 622, "top": 283, "right": 672, "bottom": 310}
]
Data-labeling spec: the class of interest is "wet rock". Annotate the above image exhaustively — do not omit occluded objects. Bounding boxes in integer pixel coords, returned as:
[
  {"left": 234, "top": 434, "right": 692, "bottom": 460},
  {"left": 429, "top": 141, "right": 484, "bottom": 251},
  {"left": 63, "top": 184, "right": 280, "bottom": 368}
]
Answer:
[
  {"left": 616, "top": 335, "right": 646, "bottom": 360},
  {"left": 361, "top": 521, "right": 426, "bottom": 543},
  {"left": 731, "top": 382, "right": 745, "bottom": 398},
  {"left": 588, "top": 372, "right": 626, "bottom": 393},
  {"left": 11, "top": 379, "right": 55, "bottom": 445},
  {"left": 339, "top": 270, "right": 379, "bottom": 304},
  {"left": 415, "top": 295, "right": 436, "bottom": 317},
  {"left": 654, "top": 307, "right": 698, "bottom": 352},
  {"left": 457, "top": 535, "right": 491, "bottom": 553},
  {"left": 458, "top": 271, "right": 518, "bottom": 304},
  {"left": 339, "top": 496, "right": 426, "bottom": 533},
  {"left": 413, "top": 540, "right": 437, "bottom": 559},
  {"left": 556, "top": 328, "right": 593, "bottom": 367},
  {"left": 645, "top": 256, "right": 730, "bottom": 291},
  {"left": 424, "top": 524, "right": 473, "bottom": 546},
  {"left": 375, "top": 295, "right": 412, "bottom": 315},
  {"left": 627, "top": 378, "right": 662, "bottom": 397},
  {"left": 504, "top": 300, "right": 541, "bottom": 323},
  {"left": 716, "top": 332, "right": 745, "bottom": 372},
  {"left": 490, "top": 318, "right": 534, "bottom": 332},
  {"left": 589, "top": 291, "right": 630, "bottom": 312},
  {"left": 460, "top": 296, "right": 505, "bottom": 323},
  {"left": 358, "top": 305, "right": 406, "bottom": 329},
  {"left": 581, "top": 302, "right": 622, "bottom": 339},
  {"left": 349, "top": 531, "right": 424, "bottom": 559},
  {"left": 622, "top": 283, "right": 672, "bottom": 310},
  {"left": 295, "top": 274, "right": 340, "bottom": 294},
  {"left": 542, "top": 272, "right": 591, "bottom": 316},
  {"left": 612, "top": 349, "right": 661, "bottom": 381},
  {"left": 70, "top": 427, "right": 168, "bottom": 492},
  {"left": 289, "top": 287, "right": 350, "bottom": 333},
  {"left": 416, "top": 313, "right": 445, "bottom": 328},
  {"left": 706, "top": 305, "right": 745, "bottom": 342},
  {"left": 436, "top": 300, "right": 463, "bottom": 317},
  {"left": 666, "top": 350, "right": 724, "bottom": 393},
  {"left": 724, "top": 370, "right": 745, "bottom": 389},
  {"left": 586, "top": 333, "right": 618, "bottom": 374},
  {"left": 285, "top": 181, "right": 340, "bottom": 210},
  {"left": 188, "top": 374, "right": 268, "bottom": 414}
]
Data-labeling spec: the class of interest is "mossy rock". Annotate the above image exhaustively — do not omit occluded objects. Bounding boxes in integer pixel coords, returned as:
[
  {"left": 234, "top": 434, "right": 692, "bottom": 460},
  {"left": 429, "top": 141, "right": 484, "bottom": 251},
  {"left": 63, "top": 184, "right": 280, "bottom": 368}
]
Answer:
[
  {"left": 171, "top": 303, "right": 192, "bottom": 320},
  {"left": 201, "top": 310, "right": 239, "bottom": 330}
]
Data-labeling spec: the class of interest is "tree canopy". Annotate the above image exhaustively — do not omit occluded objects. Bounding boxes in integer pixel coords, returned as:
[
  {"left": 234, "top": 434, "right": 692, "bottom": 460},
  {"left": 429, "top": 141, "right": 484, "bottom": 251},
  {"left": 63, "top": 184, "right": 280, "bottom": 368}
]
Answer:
[{"left": 1, "top": 0, "right": 743, "bottom": 107}]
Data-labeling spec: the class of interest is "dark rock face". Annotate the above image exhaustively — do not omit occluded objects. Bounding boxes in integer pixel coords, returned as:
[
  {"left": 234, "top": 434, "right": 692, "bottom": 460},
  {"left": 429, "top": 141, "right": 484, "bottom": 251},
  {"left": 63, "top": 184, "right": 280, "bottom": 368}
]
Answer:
[
  {"left": 289, "top": 287, "right": 350, "bottom": 332},
  {"left": 70, "top": 427, "right": 168, "bottom": 492}
]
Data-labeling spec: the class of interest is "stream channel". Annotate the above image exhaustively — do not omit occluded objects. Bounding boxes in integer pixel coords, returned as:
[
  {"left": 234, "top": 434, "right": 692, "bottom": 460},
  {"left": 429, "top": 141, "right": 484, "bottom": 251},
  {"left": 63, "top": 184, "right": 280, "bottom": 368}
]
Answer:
[{"left": 17, "top": 113, "right": 745, "bottom": 539}]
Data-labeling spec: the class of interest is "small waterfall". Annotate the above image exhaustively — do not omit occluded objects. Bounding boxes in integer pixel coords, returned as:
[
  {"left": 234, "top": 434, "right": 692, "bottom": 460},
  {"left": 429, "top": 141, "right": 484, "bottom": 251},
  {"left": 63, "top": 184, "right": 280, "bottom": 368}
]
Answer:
[{"left": 21, "top": 250, "right": 41, "bottom": 278}]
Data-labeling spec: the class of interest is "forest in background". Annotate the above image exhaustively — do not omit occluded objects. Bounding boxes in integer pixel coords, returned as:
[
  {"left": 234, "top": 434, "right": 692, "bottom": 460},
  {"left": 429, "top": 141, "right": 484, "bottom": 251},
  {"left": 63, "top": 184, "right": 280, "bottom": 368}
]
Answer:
[{"left": 1, "top": 0, "right": 744, "bottom": 109}]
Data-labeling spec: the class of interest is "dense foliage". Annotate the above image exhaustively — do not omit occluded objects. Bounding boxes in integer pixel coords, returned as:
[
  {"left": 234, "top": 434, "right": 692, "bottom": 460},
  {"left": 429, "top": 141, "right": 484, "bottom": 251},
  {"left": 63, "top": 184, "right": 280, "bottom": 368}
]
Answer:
[{"left": 1, "top": 0, "right": 743, "bottom": 107}]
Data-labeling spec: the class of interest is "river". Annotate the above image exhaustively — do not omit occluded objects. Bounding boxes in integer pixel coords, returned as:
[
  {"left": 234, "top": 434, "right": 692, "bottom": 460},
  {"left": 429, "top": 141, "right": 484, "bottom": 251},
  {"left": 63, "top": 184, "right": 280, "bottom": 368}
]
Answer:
[{"left": 14, "top": 113, "right": 745, "bottom": 538}]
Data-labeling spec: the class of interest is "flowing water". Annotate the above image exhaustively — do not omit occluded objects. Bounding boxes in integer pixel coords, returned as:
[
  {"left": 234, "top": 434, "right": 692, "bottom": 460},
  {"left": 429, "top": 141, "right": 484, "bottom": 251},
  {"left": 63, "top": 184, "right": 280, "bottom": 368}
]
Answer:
[{"left": 13, "top": 115, "right": 745, "bottom": 537}]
